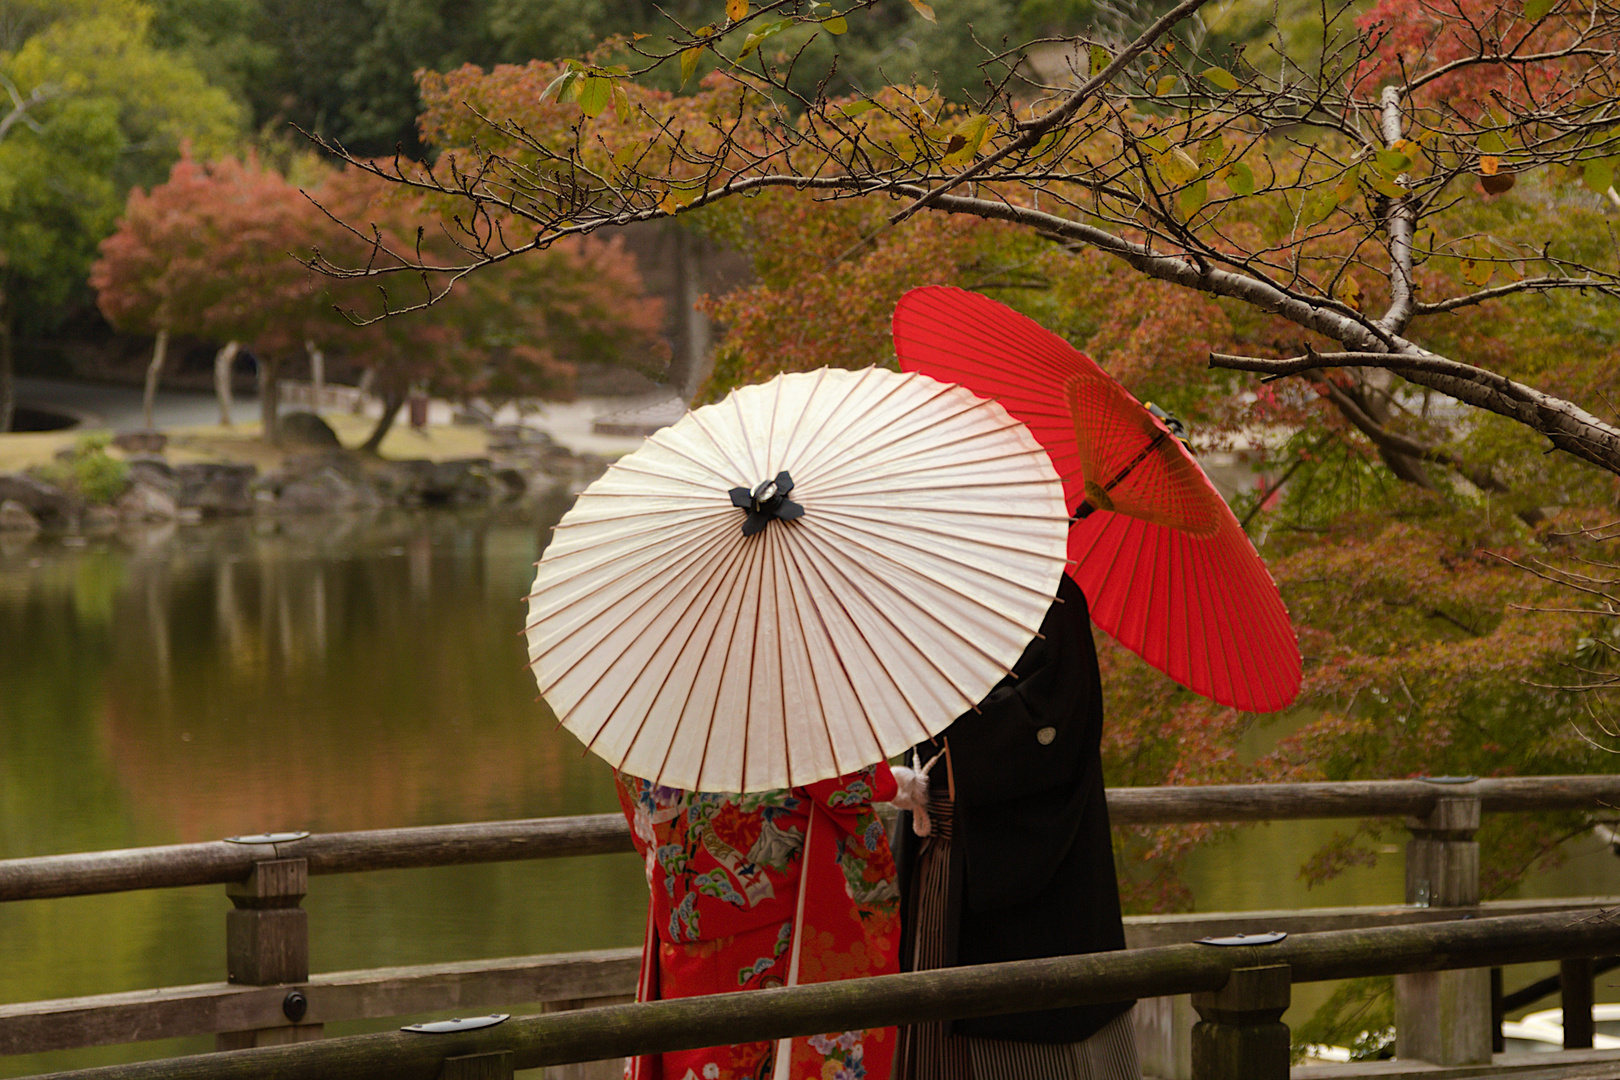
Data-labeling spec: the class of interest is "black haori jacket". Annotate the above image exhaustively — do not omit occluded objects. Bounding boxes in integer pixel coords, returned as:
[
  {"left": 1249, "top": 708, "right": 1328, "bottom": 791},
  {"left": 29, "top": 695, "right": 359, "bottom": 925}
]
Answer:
[{"left": 895, "top": 574, "right": 1135, "bottom": 1043}]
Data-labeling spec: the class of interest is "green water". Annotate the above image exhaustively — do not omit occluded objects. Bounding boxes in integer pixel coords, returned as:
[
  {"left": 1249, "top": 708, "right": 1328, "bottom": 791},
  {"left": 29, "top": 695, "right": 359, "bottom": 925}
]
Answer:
[
  {"left": 0, "top": 506, "right": 648, "bottom": 1075},
  {"left": 3, "top": 508, "right": 1620, "bottom": 1074}
]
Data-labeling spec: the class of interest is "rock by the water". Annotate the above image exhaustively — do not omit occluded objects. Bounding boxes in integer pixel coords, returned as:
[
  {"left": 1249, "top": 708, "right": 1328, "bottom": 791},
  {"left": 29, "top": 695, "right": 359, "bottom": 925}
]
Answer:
[
  {"left": 0, "top": 500, "right": 42, "bottom": 533},
  {"left": 174, "top": 463, "right": 256, "bottom": 516},
  {"left": 117, "top": 482, "right": 178, "bottom": 522},
  {"left": 0, "top": 475, "right": 78, "bottom": 528},
  {"left": 277, "top": 467, "right": 381, "bottom": 513},
  {"left": 126, "top": 457, "right": 178, "bottom": 496},
  {"left": 277, "top": 411, "right": 343, "bottom": 449}
]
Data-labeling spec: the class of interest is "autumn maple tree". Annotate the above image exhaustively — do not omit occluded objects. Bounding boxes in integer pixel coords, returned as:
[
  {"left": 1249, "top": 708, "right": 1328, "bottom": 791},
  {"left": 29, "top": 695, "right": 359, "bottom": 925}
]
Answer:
[{"left": 94, "top": 149, "right": 669, "bottom": 448}]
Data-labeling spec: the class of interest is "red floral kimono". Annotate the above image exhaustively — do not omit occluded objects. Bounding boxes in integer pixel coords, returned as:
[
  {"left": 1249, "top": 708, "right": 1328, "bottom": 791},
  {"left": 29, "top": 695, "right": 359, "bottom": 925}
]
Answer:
[{"left": 616, "top": 765, "right": 901, "bottom": 1080}]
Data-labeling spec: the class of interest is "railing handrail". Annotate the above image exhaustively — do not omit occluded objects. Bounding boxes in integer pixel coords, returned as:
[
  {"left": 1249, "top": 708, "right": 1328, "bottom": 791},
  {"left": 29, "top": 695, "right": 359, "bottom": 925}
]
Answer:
[
  {"left": 23, "top": 909, "right": 1620, "bottom": 1080},
  {"left": 5, "top": 775, "right": 1619, "bottom": 902}
]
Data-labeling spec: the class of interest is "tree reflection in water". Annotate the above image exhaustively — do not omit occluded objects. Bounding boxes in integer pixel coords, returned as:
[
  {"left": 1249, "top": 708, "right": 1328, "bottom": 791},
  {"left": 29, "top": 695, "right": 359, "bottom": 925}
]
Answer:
[{"left": 0, "top": 505, "right": 646, "bottom": 1077}]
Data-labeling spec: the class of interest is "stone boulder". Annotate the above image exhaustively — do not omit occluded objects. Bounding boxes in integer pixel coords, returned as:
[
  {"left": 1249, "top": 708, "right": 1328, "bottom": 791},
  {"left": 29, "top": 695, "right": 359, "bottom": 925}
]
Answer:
[
  {"left": 0, "top": 500, "right": 42, "bottom": 533},
  {"left": 487, "top": 425, "right": 558, "bottom": 453},
  {"left": 276, "top": 467, "right": 375, "bottom": 513},
  {"left": 125, "top": 457, "right": 178, "bottom": 497},
  {"left": 277, "top": 411, "right": 343, "bottom": 450},
  {"left": 0, "top": 475, "right": 79, "bottom": 529},
  {"left": 373, "top": 458, "right": 498, "bottom": 506},
  {"left": 117, "top": 482, "right": 179, "bottom": 522},
  {"left": 174, "top": 463, "right": 256, "bottom": 516}
]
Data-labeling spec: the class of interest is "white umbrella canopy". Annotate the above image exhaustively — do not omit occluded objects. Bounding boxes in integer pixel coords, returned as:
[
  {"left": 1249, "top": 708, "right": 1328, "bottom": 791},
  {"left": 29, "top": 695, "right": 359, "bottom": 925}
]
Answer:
[{"left": 525, "top": 366, "right": 1071, "bottom": 793}]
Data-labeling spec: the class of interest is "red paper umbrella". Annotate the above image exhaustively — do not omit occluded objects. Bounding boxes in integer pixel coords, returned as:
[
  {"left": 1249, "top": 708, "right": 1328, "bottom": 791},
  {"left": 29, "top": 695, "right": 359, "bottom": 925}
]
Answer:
[{"left": 892, "top": 285, "right": 1301, "bottom": 712}]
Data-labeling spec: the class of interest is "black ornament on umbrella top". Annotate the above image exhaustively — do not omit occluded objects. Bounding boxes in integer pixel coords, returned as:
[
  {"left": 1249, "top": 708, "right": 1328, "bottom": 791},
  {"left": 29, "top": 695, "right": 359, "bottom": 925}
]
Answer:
[{"left": 729, "top": 470, "right": 804, "bottom": 536}]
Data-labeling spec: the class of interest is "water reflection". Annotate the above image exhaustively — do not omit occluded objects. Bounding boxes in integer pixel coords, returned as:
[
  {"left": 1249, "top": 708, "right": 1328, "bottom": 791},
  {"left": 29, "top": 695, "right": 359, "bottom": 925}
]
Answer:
[{"left": 0, "top": 507, "right": 647, "bottom": 1077}]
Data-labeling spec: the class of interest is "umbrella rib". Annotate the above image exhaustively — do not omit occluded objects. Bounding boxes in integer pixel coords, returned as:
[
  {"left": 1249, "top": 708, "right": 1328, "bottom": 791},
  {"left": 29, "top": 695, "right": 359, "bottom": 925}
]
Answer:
[
  {"left": 776, "top": 366, "right": 828, "bottom": 472},
  {"left": 773, "top": 523, "right": 921, "bottom": 769},
  {"left": 618, "top": 526, "right": 761, "bottom": 784},
  {"left": 807, "top": 393, "right": 1020, "bottom": 491},
  {"left": 732, "top": 385, "right": 765, "bottom": 482},
  {"left": 539, "top": 520, "right": 741, "bottom": 743},
  {"left": 806, "top": 444, "right": 1057, "bottom": 498},
  {"left": 815, "top": 507, "right": 1079, "bottom": 571},
  {"left": 790, "top": 367, "right": 921, "bottom": 479},
  {"left": 527, "top": 513, "right": 735, "bottom": 593},
  {"left": 788, "top": 523, "right": 1011, "bottom": 730},
  {"left": 796, "top": 502, "right": 1071, "bottom": 524},
  {"left": 667, "top": 524, "right": 773, "bottom": 789},
  {"left": 648, "top": 419, "right": 752, "bottom": 488},
  {"left": 809, "top": 514, "right": 1065, "bottom": 604},
  {"left": 525, "top": 514, "right": 737, "bottom": 645},
  {"left": 776, "top": 367, "right": 858, "bottom": 483}
]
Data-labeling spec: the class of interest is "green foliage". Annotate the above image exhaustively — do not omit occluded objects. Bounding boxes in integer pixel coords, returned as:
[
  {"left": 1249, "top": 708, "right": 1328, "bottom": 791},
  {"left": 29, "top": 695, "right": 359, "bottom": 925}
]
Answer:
[
  {"left": 0, "top": 0, "right": 244, "bottom": 422},
  {"left": 1290, "top": 977, "right": 1394, "bottom": 1062},
  {"left": 32, "top": 433, "right": 130, "bottom": 505}
]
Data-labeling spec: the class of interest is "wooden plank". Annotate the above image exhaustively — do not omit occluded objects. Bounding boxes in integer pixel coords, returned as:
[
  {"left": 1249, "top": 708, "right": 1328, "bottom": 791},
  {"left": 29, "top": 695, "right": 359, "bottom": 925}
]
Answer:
[
  {"left": 8, "top": 903, "right": 1614, "bottom": 1057},
  {"left": 1123, "top": 898, "right": 1618, "bottom": 948},
  {"left": 7, "top": 777, "right": 1620, "bottom": 901},
  {"left": 21, "top": 911, "right": 1620, "bottom": 1080},
  {"left": 1107, "top": 776, "right": 1620, "bottom": 825},
  {"left": 0, "top": 818, "right": 635, "bottom": 902},
  {"left": 0, "top": 950, "right": 641, "bottom": 1056},
  {"left": 1290, "top": 1048, "right": 1620, "bottom": 1079}
]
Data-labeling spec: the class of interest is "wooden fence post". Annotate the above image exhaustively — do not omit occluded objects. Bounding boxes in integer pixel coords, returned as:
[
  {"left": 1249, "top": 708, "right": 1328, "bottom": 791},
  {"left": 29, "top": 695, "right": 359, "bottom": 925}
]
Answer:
[
  {"left": 1190, "top": 964, "right": 1291, "bottom": 1080},
  {"left": 1561, "top": 957, "right": 1595, "bottom": 1049},
  {"left": 1394, "top": 795, "right": 1490, "bottom": 1065},
  {"left": 216, "top": 857, "right": 322, "bottom": 1050}
]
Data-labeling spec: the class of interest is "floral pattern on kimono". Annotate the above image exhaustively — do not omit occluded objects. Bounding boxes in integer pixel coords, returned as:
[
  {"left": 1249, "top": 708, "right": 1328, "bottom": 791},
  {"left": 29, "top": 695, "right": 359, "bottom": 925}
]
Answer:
[{"left": 616, "top": 765, "right": 900, "bottom": 1080}]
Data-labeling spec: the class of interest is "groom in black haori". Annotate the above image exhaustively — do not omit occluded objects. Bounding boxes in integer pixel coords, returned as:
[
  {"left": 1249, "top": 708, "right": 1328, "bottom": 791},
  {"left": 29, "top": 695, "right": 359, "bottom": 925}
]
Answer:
[{"left": 893, "top": 574, "right": 1140, "bottom": 1080}]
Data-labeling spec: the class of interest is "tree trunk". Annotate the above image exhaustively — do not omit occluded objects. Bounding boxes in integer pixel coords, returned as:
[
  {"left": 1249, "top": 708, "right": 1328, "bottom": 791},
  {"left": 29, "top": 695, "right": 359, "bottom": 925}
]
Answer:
[
  {"left": 360, "top": 386, "right": 407, "bottom": 455},
  {"left": 142, "top": 329, "right": 169, "bottom": 432},
  {"left": 215, "top": 341, "right": 239, "bottom": 426},
  {"left": 0, "top": 288, "right": 13, "bottom": 435},
  {"left": 306, "top": 339, "right": 324, "bottom": 412},
  {"left": 259, "top": 355, "right": 281, "bottom": 443}
]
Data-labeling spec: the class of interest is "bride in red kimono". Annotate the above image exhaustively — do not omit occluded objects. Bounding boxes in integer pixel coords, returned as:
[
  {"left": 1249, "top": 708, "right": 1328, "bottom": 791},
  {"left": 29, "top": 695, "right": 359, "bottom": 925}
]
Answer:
[{"left": 615, "top": 763, "right": 902, "bottom": 1080}]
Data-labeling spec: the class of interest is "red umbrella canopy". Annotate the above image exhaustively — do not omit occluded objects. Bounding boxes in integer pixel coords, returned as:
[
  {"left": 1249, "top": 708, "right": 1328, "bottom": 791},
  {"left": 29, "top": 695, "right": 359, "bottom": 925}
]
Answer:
[{"left": 892, "top": 285, "right": 1301, "bottom": 713}]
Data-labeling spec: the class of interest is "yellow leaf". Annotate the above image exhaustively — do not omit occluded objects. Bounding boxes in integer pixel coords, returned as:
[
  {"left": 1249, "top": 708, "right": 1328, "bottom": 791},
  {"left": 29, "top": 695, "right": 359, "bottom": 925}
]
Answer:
[
  {"left": 727, "top": 0, "right": 748, "bottom": 21},
  {"left": 1337, "top": 275, "right": 1364, "bottom": 311},
  {"left": 1159, "top": 146, "right": 1199, "bottom": 185},
  {"left": 1479, "top": 155, "right": 1500, "bottom": 176},
  {"left": 907, "top": 0, "right": 936, "bottom": 21},
  {"left": 633, "top": 32, "right": 649, "bottom": 39},
  {"left": 680, "top": 46, "right": 702, "bottom": 88},
  {"left": 823, "top": 14, "right": 847, "bottom": 33},
  {"left": 1154, "top": 74, "right": 1177, "bottom": 96},
  {"left": 1202, "top": 66, "right": 1239, "bottom": 91}
]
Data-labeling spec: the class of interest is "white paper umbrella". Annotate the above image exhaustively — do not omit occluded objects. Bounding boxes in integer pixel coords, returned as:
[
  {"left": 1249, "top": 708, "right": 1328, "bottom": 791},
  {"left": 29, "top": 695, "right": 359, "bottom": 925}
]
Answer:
[{"left": 524, "top": 366, "right": 1071, "bottom": 793}]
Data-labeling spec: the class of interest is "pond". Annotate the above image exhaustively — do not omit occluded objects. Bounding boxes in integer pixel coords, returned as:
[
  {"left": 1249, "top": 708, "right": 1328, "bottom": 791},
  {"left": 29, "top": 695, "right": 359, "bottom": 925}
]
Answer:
[{"left": 2, "top": 505, "right": 1618, "bottom": 1075}]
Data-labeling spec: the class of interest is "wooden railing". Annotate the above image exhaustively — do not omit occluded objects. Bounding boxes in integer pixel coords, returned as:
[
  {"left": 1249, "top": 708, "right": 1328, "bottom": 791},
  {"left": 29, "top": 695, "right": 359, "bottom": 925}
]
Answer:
[
  {"left": 4, "top": 776, "right": 1620, "bottom": 1079},
  {"left": 17, "top": 912, "right": 1620, "bottom": 1080}
]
